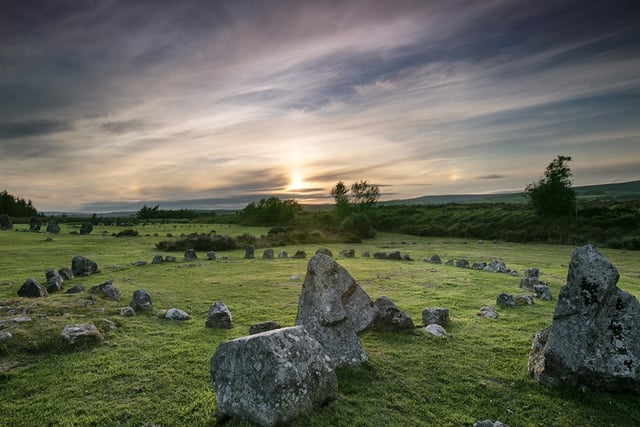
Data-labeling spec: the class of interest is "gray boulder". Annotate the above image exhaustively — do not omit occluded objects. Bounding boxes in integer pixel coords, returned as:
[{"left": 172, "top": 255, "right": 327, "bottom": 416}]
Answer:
[
  {"left": 165, "top": 308, "right": 190, "bottom": 320},
  {"left": 424, "top": 324, "right": 448, "bottom": 337},
  {"left": 474, "top": 421, "right": 510, "bottom": 427},
  {"left": 455, "top": 259, "right": 470, "bottom": 268},
  {"left": 370, "top": 296, "right": 415, "bottom": 332},
  {"left": 529, "top": 245, "right": 640, "bottom": 393},
  {"left": 29, "top": 216, "right": 41, "bottom": 232},
  {"left": 79, "top": 221, "right": 93, "bottom": 235},
  {"left": 249, "top": 321, "right": 281, "bottom": 335},
  {"left": 61, "top": 323, "right": 103, "bottom": 346},
  {"left": 477, "top": 306, "right": 499, "bottom": 319},
  {"left": 71, "top": 255, "right": 99, "bottom": 276},
  {"left": 295, "top": 254, "right": 377, "bottom": 368},
  {"left": 0, "top": 213, "right": 12, "bottom": 230},
  {"left": 205, "top": 301, "right": 232, "bottom": 328},
  {"left": 46, "top": 275, "right": 64, "bottom": 293},
  {"left": 89, "top": 279, "right": 121, "bottom": 301},
  {"left": 278, "top": 250, "right": 288, "bottom": 259},
  {"left": 422, "top": 307, "right": 449, "bottom": 327},
  {"left": 129, "top": 289, "right": 153, "bottom": 312},
  {"left": 373, "top": 252, "right": 388, "bottom": 259},
  {"left": 117, "top": 307, "right": 136, "bottom": 317},
  {"left": 131, "top": 260, "right": 147, "bottom": 266},
  {"left": 46, "top": 221, "right": 60, "bottom": 233},
  {"left": 339, "top": 249, "right": 355, "bottom": 258},
  {"left": 65, "top": 284, "right": 85, "bottom": 294},
  {"left": 184, "top": 248, "right": 197, "bottom": 261},
  {"left": 520, "top": 268, "right": 544, "bottom": 290},
  {"left": 58, "top": 267, "right": 74, "bottom": 280},
  {"left": 151, "top": 255, "right": 164, "bottom": 264},
  {"left": 316, "top": 248, "right": 333, "bottom": 257},
  {"left": 292, "top": 250, "right": 307, "bottom": 259},
  {"left": 210, "top": 326, "right": 337, "bottom": 426},
  {"left": 496, "top": 293, "right": 515, "bottom": 308},
  {"left": 533, "top": 283, "right": 552, "bottom": 300},
  {"left": 244, "top": 245, "right": 255, "bottom": 259},
  {"left": 165, "top": 255, "right": 177, "bottom": 262},
  {"left": 207, "top": 251, "right": 217, "bottom": 260},
  {"left": 17, "top": 278, "right": 48, "bottom": 298},
  {"left": 424, "top": 254, "right": 441, "bottom": 264},
  {"left": 262, "top": 249, "right": 274, "bottom": 259},
  {"left": 361, "top": 251, "right": 370, "bottom": 258},
  {"left": 484, "top": 260, "right": 507, "bottom": 273},
  {"left": 515, "top": 295, "right": 534, "bottom": 306},
  {"left": 472, "top": 262, "right": 487, "bottom": 270},
  {"left": 388, "top": 251, "right": 402, "bottom": 260},
  {"left": 0, "top": 331, "right": 12, "bottom": 341}
]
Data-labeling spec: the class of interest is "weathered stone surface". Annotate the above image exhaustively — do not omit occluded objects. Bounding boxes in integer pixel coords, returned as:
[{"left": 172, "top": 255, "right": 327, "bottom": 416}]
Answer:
[
  {"left": 520, "top": 268, "right": 544, "bottom": 290},
  {"left": 373, "top": 252, "right": 388, "bottom": 259},
  {"left": 184, "top": 248, "right": 197, "bottom": 261},
  {"left": 131, "top": 260, "right": 147, "bottom": 266},
  {"left": 205, "top": 301, "right": 232, "bottom": 328},
  {"left": 165, "top": 256, "right": 177, "bottom": 262},
  {"left": 79, "top": 221, "right": 93, "bottom": 235},
  {"left": 0, "top": 331, "right": 12, "bottom": 341},
  {"left": 292, "top": 250, "right": 307, "bottom": 259},
  {"left": 339, "top": 249, "right": 355, "bottom": 258},
  {"left": 361, "top": 251, "right": 370, "bottom": 258},
  {"left": 455, "top": 259, "right": 470, "bottom": 268},
  {"left": 61, "top": 323, "right": 103, "bottom": 345},
  {"left": 477, "top": 306, "right": 499, "bottom": 319},
  {"left": 249, "top": 321, "right": 281, "bottom": 335},
  {"left": 46, "top": 221, "right": 60, "bottom": 233},
  {"left": 46, "top": 275, "right": 63, "bottom": 293},
  {"left": 17, "top": 278, "right": 48, "bottom": 298},
  {"left": 165, "top": 308, "right": 190, "bottom": 320},
  {"left": 71, "top": 255, "right": 99, "bottom": 276},
  {"left": 533, "top": 283, "right": 552, "bottom": 300},
  {"left": 278, "top": 250, "right": 288, "bottom": 258},
  {"left": 210, "top": 326, "right": 337, "bottom": 426},
  {"left": 58, "top": 267, "right": 74, "bottom": 280},
  {"left": 295, "top": 254, "right": 377, "bottom": 368},
  {"left": 262, "top": 249, "right": 274, "bottom": 259},
  {"left": 0, "top": 213, "right": 12, "bottom": 230},
  {"left": 316, "top": 248, "right": 333, "bottom": 257},
  {"left": 472, "top": 262, "right": 487, "bottom": 270},
  {"left": 484, "top": 260, "right": 507, "bottom": 273},
  {"left": 496, "top": 293, "right": 515, "bottom": 308},
  {"left": 514, "top": 295, "right": 534, "bottom": 306},
  {"left": 424, "top": 324, "right": 448, "bottom": 337},
  {"left": 117, "top": 306, "right": 136, "bottom": 317},
  {"left": 424, "top": 254, "right": 441, "bottom": 264},
  {"left": 388, "top": 251, "right": 402, "bottom": 260},
  {"left": 245, "top": 245, "right": 255, "bottom": 259},
  {"left": 29, "top": 216, "right": 41, "bottom": 232},
  {"left": 129, "top": 289, "right": 153, "bottom": 312},
  {"left": 151, "top": 255, "right": 164, "bottom": 264},
  {"left": 371, "top": 296, "right": 415, "bottom": 332},
  {"left": 65, "top": 284, "right": 85, "bottom": 294},
  {"left": 528, "top": 245, "right": 640, "bottom": 393},
  {"left": 89, "top": 279, "right": 121, "bottom": 302},
  {"left": 422, "top": 307, "right": 449, "bottom": 326}
]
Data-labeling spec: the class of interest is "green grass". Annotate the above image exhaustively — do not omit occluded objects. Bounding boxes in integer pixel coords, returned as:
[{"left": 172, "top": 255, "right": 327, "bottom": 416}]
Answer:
[{"left": 1, "top": 225, "right": 640, "bottom": 426}]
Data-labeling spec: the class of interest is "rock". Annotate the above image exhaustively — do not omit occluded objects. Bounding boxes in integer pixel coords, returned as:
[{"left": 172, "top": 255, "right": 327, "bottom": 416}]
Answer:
[
  {"left": 339, "top": 249, "right": 355, "bottom": 258},
  {"left": 244, "top": 245, "right": 255, "bottom": 259},
  {"left": 0, "top": 331, "right": 12, "bottom": 341},
  {"left": 46, "top": 221, "right": 60, "bottom": 233},
  {"left": 373, "top": 252, "right": 388, "bottom": 259},
  {"left": 316, "top": 248, "right": 333, "bottom": 257},
  {"left": 46, "top": 275, "right": 63, "bottom": 293},
  {"left": 58, "top": 267, "right": 74, "bottom": 280},
  {"left": 295, "top": 254, "right": 377, "bottom": 368},
  {"left": 65, "top": 284, "right": 85, "bottom": 294},
  {"left": 17, "top": 278, "right": 48, "bottom": 298},
  {"left": 290, "top": 274, "right": 300, "bottom": 281},
  {"left": 533, "top": 283, "right": 552, "bottom": 300},
  {"left": 262, "top": 249, "right": 274, "bottom": 259},
  {"left": 71, "top": 255, "right": 99, "bottom": 276},
  {"left": 455, "top": 259, "right": 470, "bottom": 268},
  {"left": 249, "top": 321, "right": 281, "bottom": 335},
  {"left": 474, "top": 420, "right": 510, "bottom": 427},
  {"left": 210, "top": 326, "right": 337, "bottom": 426},
  {"left": 477, "top": 306, "right": 499, "bottom": 319},
  {"left": 61, "top": 323, "right": 103, "bottom": 346},
  {"left": 292, "top": 250, "right": 307, "bottom": 259},
  {"left": 117, "top": 307, "right": 136, "bottom": 317},
  {"left": 371, "top": 296, "right": 415, "bottom": 332},
  {"left": 79, "top": 221, "right": 93, "bottom": 235},
  {"left": 184, "top": 248, "right": 197, "bottom": 261},
  {"left": 445, "top": 259, "right": 454, "bottom": 265},
  {"left": 388, "top": 251, "right": 402, "bottom": 260},
  {"left": 165, "top": 308, "right": 190, "bottom": 320},
  {"left": 131, "top": 260, "right": 147, "bottom": 266},
  {"left": 361, "top": 251, "right": 370, "bottom": 257},
  {"left": 496, "top": 293, "right": 515, "bottom": 308},
  {"left": 89, "top": 279, "right": 121, "bottom": 302},
  {"left": 29, "top": 216, "right": 41, "bottom": 232},
  {"left": 472, "top": 262, "right": 487, "bottom": 270},
  {"left": 424, "top": 324, "right": 448, "bottom": 337},
  {"left": 401, "top": 254, "right": 413, "bottom": 261},
  {"left": 165, "top": 256, "right": 177, "bottom": 262},
  {"left": 278, "top": 250, "right": 288, "bottom": 259},
  {"left": 129, "top": 289, "right": 153, "bottom": 312},
  {"left": 422, "top": 307, "right": 449, "bottom": 327},
  {"left": 151, "top": 255, "right": 164, "bottom": 264},
  {"left": 424, "top": 254, "right": 441, "bottom": 264},
  {"left": 205, "top": 301, "right": 232, "bottom": 328},
  {"left": 101, "top": 319, "right": 118, "bottom": 330},
  {"left": 514, "top": 295, "right": 534, "bottom": 306},
  {"left": 528, "top": 245, "right": 640, "bottom": 393},
  {"left": 484, "top": 260, "right": 507, "bottom": 273},
  {"left": 520, "top": 268, "right": 544, "bottom": 290},
  {"left": 0, "top": 213, "right": 12, "bottom": 230}
]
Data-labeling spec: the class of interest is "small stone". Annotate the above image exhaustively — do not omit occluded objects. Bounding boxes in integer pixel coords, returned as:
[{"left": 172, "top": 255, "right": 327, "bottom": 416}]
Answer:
[
  {"left": 117, "top": 307, "right": 136, "bottom": 317},
  {"left": 165, "top": 308, "right": 190, "bottom": 320},
  {"left": 249, "top": 321, "right": 281, "bottom": 335},
  {"left": 424, "top": 324, "right": 448, "bottom": 337},
  {"left": 205, "top": 301, "right": 232, "bottom": 328},
  {"left": 207, "top": 251, "right": 217, "bottom": 260},
  {"left": 477, "top": 306, "right": 499, "bottom": 319},
  {"left": 422, "top": 307, "right": 449, "bottom": 327},
  {"left": 61, "top": 323, "right": 103, "bottom": 345},
  {"left": 151, "top": 255, "right": 164, "bottom": 264}
]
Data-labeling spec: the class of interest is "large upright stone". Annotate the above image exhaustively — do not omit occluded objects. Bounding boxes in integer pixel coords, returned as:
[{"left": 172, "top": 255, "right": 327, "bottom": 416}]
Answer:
[
  {"left": 0, "top": 213, "right": 12, "bottom": 230},
  {"left": 129, "top": 289, "right": 153, "bottom": 312},
  {"left": 205, "top": 301, "right": 233, "bottom": 328},
  {"left": 46, "top": 221, "right": 61, "bottom": 233},
  {"left": 520, "top": 268, "right": 544, "bottom": 290},
  {"left": 244, "top": 245, "right": 255, "bottom": 259},
  {"left": 17, "top": 278, "right": 48, "bottom": 298},
  {"left": 295, "top": 254, "right": 377, "bottom": 368},
  {"left": 79, "top": 221, "right": 93, "bottom": 235},
  {"left": 184, "top": 248, "right": 197, "bottom": 261},
  {"left": 529, "top": 245, "right": 640, "bottom": 393},
  {"left": 210, "top": 326, "right": 337, "bottom": 426},
  {"left": 71, "top": 255, "right": 99, "bottom": 276}
]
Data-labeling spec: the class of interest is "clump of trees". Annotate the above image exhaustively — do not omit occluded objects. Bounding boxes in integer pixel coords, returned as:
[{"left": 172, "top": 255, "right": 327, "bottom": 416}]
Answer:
[
  {"left": 239, "top": 197, "right": 301, "bottom": 225},
  {"left": 525, "top": 155, "right": 576, "bottom": 217},
  {"left": 0, "top": 190, "right": 38, "bottom": 217},
  {"left": 136, "top": 205, "right": 200, "bottom": 220},
  {"left": 330, "top": 180, "right": 380, "bottom": 238}
]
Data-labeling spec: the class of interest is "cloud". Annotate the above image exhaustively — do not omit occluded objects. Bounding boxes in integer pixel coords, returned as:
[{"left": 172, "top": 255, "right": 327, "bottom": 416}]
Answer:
[
  {"left": 0, "top": 119, "right": 72, "bottom": 139},
  {"left": 477, "top": 175, "right": 507, "bottom": 180}
]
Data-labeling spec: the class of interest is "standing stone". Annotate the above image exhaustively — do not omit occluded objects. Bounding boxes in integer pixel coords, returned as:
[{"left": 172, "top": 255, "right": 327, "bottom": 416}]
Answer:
[
  {"left": 205, "top": 301, "right": 233, "bottom": 328},
  {"left": 278, "top": 250, "right": 288, "bottom": 259},
  {"left": 79, "top": 222, "right": 93, "bottom": 235},
  {"left": 206, "top": 251, "right": 217, "bottom": 261},
  {"left": 292, "top": 250, "right": 307, "bottom": 259},
  {"left": 370, "top": 296, "right": 415, "bottom": 332},
  {"left": 151, "top": 255, "right": 164, "bottom": 264},
  {"left": 529, "top": 245, "right": 640, "bottom": 392},
  {"left": 388, "top": 251, "right": 402, "bottom": 260},
  {"left": 484, "top": 260, "right": 508, "bottom": 273},
  {"left": 533, "top": 284, "right": 552, "bottom": 300},
  {"left": 129, "top": 289, "right": 153, "bottom": 312},
  {"left": 89, "top": 279, "right": 121, "bottom": 302},
  {"left": 0, "top": 213, "right": 12, "bottom": 230},
  {"left": 46, "top": 221, "right": 61, "bottom": 233},
  {"left": 339, "top": 249, "right": 355, "bottom": 258},
  {"left": 165, "top": 256, "right": 177, "bottom": 262},
  {"left": 496, "top": 293, "right": 516, "bottom": 308},
  {"left": 58, "top": 267, "right": 74, "bottom": 280},
  {"left": 210, "top": 326, "right": 337, "bottom": 426},
  {"left": 17, "top": 278, "right": 48, "bottom": 298},
  {"left": 66, "top": 284, "right": 85, "bottom": 294},
  {"left": 29, "top": 216, "right": 41, "bottom": 232},
  {"left": 520, "top": 268, "right": 544, "bottom": 290},
  {"left": 295, "top": 254, "right": 377, "bottom": 368},
  {"left": 46, "top": 275, "right": 64, "bottom": 293},
  {"left": 422, "top": 307, "right": 449, "bottom": 327},
  {"left": 472, "top": 262, "right": 487, "bottom": 270},
  {"left": 71, "top": 255, "right": 99, "bottom": 276},
  {"left": 184, "top": 248, "right": 197, "bottom": 261},
  {"left": 262, "top": 249, "right": 274, "bottom": 259},
  {"left": 424, "top": 255, "right": 441, "bottom": 264},
  {"left": 244, "top": 245, "right": 255, "bottom": 259},
  {"left": 316, "top": 248, "right": 333, "bottom": 257},
  {"left": 455, "top": 259, "right": 470, "bottom": 268}
]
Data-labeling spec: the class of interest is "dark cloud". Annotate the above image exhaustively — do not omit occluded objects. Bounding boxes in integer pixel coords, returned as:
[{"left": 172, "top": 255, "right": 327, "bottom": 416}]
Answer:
[
  {"left": 477, "top": 175, "right": 507, "bottom": 180},
  {"left": 100, "top": 119, "right": 150, "bottom": 134},
  {"left": 0, "top": 119, "right": 72, "bottom": 139}
]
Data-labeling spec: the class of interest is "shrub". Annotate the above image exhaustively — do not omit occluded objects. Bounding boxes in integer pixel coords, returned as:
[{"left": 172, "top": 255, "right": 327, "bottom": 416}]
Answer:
[{"left": 155, "top": 233, "right": 236, "bottom": 251}]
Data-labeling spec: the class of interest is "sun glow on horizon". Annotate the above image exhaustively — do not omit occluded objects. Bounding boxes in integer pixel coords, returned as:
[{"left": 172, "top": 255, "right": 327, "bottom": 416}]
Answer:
[{"left": 286, "top": 172, "right": 307, "bottom": 191}]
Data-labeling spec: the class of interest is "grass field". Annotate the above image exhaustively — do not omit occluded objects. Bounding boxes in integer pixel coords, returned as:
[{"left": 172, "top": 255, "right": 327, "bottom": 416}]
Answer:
[{"left": 1, "top": 224, "right": 640, "bottom": 426}]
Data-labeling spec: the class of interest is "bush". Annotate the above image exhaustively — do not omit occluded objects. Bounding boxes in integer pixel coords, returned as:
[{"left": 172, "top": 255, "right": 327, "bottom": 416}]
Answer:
[
  {"left": 115, "top": 229, "right": 139, "bottom": 237},
  {"left": 155, "top": 233, "right": 236, "bottom": 251},
  {"left": 341, "top": 212, "right": 376, "bottom": 239}
]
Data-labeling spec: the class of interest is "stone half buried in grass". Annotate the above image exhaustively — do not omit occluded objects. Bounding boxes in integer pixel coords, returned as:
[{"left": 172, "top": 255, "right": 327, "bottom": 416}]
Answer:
[
  {"left": 61, "top": 323, "right": 104, "bottom": 346},
  {"left": 528, "top": 244, "right": 640, "bottom": 393},
  {"left": 210, "top": 326, "right": 337, "bottom": 426}
]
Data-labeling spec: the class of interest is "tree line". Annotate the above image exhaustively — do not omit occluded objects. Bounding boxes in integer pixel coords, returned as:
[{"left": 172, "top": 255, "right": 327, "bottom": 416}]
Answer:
[{"left": 0, "top": 190, "right": 38, "bottom": 217}]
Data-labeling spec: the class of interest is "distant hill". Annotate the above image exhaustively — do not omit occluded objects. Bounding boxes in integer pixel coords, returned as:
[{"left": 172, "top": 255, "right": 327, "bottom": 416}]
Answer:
[{"left": 382, "top": 180, "right": 640, "bottom": 206}]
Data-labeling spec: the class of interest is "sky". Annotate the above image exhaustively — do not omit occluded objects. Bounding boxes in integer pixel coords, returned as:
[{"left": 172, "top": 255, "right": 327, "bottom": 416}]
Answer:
[{"left": 1, "top": 0, "right": 639, "bottom": 213}]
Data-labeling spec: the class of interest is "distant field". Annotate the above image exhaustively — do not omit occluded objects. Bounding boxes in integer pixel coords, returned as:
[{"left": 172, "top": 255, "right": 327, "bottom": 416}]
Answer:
[{"left": 2, "top": 224, "right": 640, "bottom": 426}]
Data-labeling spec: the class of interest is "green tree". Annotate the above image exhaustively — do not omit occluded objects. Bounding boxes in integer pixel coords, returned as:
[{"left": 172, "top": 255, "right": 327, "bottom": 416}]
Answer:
[
  {"left": 0, "top": 190, "right": 38, "bottom": 217},
  {"left": 525, "top": 155, "right": 576, "bottom": 217},
  {"left": 350, "top": 180, "right": 380, "bottom": 211},
  {"left": 330, "top": 180, "right": 351, "bottom": 219},
  {"left": 240, "top": 197, "right": 300, "bottom": 225}
]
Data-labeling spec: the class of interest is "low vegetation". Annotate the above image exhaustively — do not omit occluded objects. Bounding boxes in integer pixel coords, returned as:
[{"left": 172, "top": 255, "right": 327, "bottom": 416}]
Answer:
[{"left": 2, "top": 223, "right": 640, "bottom": 425}]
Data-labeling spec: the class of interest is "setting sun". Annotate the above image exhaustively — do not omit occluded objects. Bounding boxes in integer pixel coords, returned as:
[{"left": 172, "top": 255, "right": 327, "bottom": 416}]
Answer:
[{"left": 287, "top": 173, "right": 306, "bottom": 191}]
